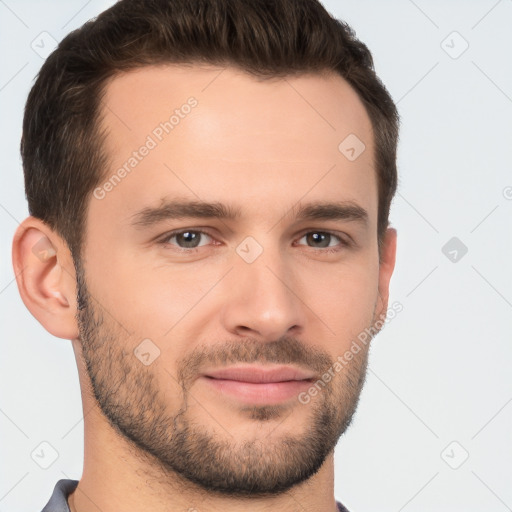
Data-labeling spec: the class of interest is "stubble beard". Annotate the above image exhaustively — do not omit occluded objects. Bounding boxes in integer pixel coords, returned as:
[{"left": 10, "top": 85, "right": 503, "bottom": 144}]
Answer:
[{"left": 75, "top": 262, "right": 372, "bottom": 497}]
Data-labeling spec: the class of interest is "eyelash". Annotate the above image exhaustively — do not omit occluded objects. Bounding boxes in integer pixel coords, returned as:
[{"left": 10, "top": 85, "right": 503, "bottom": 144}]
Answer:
[{"left": 156, "top": 229, "right": 352, "bottom": 254}]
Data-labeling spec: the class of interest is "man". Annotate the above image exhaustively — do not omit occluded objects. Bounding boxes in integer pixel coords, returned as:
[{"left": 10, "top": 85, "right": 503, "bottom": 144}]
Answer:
[{"left": 12, "top": 0, "right": 399, "bottom": 510}]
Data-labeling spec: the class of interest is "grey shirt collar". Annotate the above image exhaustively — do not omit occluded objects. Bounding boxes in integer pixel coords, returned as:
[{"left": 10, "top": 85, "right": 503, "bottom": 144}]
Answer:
[{"left": 41, "top": 478, "right": 349, "bottom": 511}]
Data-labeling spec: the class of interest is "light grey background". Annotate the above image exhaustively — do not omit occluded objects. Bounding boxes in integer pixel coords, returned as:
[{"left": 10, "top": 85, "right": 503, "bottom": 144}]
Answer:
[{"left": 1, "top": 1, "right": 511, "bottom": 510}]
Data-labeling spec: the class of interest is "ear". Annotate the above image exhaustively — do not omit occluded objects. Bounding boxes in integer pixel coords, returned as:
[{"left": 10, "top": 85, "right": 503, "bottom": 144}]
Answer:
[
  {"left": 11, "top": 217, "right": 79, "bottom": 340},
  {"left": 375, "top": 227, "right": 397, "bottom": 323}
]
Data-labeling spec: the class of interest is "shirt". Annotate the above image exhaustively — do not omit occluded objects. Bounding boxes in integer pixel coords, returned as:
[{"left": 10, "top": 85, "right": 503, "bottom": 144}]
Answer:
[{"left": 41, "top": 478, "right": 350, "bottom": 511}]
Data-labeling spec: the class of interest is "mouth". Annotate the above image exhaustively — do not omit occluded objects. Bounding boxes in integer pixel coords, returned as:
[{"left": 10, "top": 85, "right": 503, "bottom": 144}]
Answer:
[{"left": 199, "top": 365, "right": 316, "bottom": 405}]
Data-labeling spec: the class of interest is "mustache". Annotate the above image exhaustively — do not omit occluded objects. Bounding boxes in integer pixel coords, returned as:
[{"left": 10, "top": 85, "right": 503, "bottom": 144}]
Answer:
[{"left": 177, "top": 336, "right": 333, "bottom": 385}]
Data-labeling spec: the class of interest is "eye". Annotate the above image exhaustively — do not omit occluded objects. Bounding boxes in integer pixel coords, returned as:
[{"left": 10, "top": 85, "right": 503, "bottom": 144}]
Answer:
[
  {"left": 157, "top": 228, "right": 350, "bottom": 254},
  {"left": 159, "top": 229, "right": 214, "bottom": 250},
  {"left": 295, "top": 231, "right": 349, "bottom": 253}
]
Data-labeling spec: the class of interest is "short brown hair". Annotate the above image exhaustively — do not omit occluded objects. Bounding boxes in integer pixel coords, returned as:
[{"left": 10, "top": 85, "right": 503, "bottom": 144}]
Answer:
[{"left": 21, "top": 0, "right": 399, "bottom": 264}]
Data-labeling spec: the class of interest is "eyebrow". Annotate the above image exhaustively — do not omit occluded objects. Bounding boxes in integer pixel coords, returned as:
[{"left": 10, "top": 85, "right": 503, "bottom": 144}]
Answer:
[{"left": 129, "top": 198, "right": 369, "bottom": 229}]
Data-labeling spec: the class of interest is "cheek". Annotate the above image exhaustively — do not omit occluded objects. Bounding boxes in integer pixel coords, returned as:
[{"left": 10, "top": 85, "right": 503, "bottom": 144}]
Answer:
[
  {"left": 85, "top": 235, "right": 380, "bottom": 353},
  {"left": 301, "top": 256, "right": 379, "bottom": 345},
  {"left": 89, "top": 249, "right": 227, "bottom": 339}
]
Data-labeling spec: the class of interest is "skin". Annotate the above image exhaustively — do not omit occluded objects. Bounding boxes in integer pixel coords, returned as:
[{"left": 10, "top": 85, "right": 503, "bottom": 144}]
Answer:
[{"left": 12, "top": 64, "right": 397, "bottom": 512}]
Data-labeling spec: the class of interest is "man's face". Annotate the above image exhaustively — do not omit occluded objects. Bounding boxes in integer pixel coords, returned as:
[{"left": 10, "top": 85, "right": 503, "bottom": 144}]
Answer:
[{"left": 75, "top": 64, "right": 392, "bottom": 495}]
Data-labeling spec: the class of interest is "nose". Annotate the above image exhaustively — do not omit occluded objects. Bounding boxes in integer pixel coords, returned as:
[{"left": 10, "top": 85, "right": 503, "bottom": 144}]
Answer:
[{"left": 219, "top": 246, "right": 305, "bottom": 341}]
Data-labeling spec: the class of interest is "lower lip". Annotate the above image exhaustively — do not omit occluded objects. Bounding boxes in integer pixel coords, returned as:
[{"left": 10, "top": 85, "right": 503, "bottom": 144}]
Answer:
[{"left": 201, "top": 377, "right": 312, "bottom": 405}]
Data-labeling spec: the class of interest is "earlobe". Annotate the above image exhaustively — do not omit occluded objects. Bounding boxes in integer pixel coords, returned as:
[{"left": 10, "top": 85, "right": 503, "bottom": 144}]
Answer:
[{"left": 12, "top": 217, "right": 79, "bottom": 340}]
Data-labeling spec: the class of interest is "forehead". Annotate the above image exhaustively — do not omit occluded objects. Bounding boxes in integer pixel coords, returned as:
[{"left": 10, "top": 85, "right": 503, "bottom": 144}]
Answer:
[{"left": 94, "top": 64, "right": 376, "bottom": 228}]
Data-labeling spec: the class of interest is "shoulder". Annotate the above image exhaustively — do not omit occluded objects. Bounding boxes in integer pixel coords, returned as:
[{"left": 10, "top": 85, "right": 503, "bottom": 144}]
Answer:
[
  {"left": 41, "top": 479, "right": 79, "bottom": 512},
  {"left": 336, "top": 500, "right": 351, "bottom": 512}
]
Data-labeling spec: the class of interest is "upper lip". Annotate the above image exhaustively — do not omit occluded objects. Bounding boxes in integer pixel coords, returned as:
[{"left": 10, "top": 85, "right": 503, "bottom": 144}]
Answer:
[{"left": 202, "top": 365, "right": 316, "bottom": 383}]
